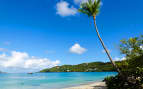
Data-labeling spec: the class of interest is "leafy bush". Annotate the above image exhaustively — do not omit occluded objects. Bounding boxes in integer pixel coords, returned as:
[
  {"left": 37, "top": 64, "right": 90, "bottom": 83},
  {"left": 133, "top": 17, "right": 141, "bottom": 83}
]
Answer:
[
  {"left": 120, "top": 35, "right": 143, "bottom": 59},
  {"left": 117, "top": 55, "right": 143, "bottom": 72},
  {"left": 104, "top": 35, "right": 143, "bottom": 89},
  {"left": 104, "top": 67, "right": 143, "bottom": 89}
]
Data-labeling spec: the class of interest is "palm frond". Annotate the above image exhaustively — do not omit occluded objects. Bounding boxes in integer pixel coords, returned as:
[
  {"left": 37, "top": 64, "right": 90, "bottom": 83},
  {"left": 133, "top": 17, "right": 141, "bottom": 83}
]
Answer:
[
  {"left": 97, "top": 0, "right": 101, "bottom": 5},
  {"left": 78, "top": 9, "right": 91, "bottom": 17},
  {"left": 78, "top": 0, "right": 101, "bottom": 17},
  {"left": 88, "top": 0, "right": 93, "bottom": 6}
]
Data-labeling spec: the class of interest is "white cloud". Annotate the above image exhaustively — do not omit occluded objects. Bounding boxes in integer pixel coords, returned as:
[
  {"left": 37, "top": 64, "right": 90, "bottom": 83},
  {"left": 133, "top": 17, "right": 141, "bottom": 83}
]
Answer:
[
  {"left": 0, "top": 51, "right": 60, "bottom": 73},
  {"left": 69, "top": 43, "right": 87, "bottom": 54},
  {"left": 56, "top": 1, "right": 77, "bottom": 17},
  {"left": 74, "top": 0, "right": 88, "bottom": 4},
  {"left": 0, "top": 48, "right": 8, "bottom": 52},
  {"left": 74, "top": 0, "right": 103, "bottom": 6},
  {"left": 114, "top": 57, "right": 126, "bottom": 61}
]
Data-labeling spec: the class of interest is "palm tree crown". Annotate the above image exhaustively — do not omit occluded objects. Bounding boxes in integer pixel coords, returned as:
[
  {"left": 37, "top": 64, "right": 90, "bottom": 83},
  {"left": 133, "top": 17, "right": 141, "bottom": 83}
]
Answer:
[{"left": 78, "top": 0, "right": 101, "bottom": 17}]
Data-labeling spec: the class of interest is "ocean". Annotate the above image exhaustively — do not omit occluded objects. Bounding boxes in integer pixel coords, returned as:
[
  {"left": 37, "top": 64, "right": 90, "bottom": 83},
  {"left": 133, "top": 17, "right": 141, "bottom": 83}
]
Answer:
[{"left": 0, "top": 72, "right": 117, "bottom": 89}]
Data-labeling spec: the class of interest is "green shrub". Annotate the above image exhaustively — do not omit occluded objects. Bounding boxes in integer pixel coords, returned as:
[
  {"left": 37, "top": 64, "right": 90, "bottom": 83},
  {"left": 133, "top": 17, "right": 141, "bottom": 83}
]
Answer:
[
  {"left": 104, "top": 67, "right": 143, "bottom": 89},
  {"left": 104, "top": 35, "right": 143, "bottom": 89}
]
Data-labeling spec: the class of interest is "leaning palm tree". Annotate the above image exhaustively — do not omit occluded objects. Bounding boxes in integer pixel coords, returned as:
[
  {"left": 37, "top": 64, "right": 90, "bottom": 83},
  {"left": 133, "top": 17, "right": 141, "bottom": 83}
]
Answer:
[{"left": 78, "top": 0, "right": 121, "bottom": 74}]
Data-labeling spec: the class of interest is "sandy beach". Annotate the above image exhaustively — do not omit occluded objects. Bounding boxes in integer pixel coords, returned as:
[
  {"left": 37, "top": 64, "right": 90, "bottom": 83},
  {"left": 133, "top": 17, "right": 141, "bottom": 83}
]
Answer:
[{"left": 63, "top": 82, "right": 107, "bottom": 89}]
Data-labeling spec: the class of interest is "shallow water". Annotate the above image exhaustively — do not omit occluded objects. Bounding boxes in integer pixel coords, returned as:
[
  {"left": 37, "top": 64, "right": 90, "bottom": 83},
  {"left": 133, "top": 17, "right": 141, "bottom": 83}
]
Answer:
[{"left": 0, "top": 72, "right": 117, "bottom": 89}]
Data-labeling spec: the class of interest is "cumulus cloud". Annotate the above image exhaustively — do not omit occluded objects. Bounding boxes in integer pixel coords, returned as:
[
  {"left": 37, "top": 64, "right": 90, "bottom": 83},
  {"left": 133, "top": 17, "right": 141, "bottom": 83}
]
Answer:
[
  {"left": 74, "top": 0, "right": 103, "bottom": 6},
  {"left": 69, "top": 43, "right": 87, "bottom": 54},
  {"left": 56, "top": 1, "right": 77, "bottom": 17},
  {"left": 74, "top": 0, "right": 88, "bottom": 4},
  {"left": 0, "top": 51, "right": 60, "bottom": 73},
  {"left": 114, "top": 57, "right": 126, "bottom": 61},
  {"left": 0, "top": 48, "right": 8, "bottom": 52}
]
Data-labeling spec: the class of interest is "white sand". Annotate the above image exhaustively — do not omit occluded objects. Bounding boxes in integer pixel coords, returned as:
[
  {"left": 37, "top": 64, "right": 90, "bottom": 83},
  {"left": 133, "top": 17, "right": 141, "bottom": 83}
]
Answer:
[{"left": 63, "top": 82, "right": 107, "bottom": 89}]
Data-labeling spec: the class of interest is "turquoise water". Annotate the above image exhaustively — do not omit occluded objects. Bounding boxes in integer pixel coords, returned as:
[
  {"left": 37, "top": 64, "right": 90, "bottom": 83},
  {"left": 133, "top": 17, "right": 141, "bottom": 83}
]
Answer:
[{"left": 0, "top": 72, "right": 117, "bottom": 89}]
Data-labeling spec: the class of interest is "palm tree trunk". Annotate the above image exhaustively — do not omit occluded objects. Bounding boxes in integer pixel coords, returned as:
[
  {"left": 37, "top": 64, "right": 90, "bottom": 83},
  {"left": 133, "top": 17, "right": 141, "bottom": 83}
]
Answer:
[{"left": 93, "top": 16, "right": 121, "bottom": 74}]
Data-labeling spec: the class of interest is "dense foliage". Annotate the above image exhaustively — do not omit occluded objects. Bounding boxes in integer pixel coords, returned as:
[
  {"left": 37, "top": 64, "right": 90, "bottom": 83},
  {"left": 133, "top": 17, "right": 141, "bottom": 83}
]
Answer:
[
  {"left": 120, "top": 35, "right": 143, "bottom": 59},
  {"left": 117, "top": 55, "right": 143, "bottom": 72},
  {"left": 104, "top": 66, "right": 143, "bottom": 89},
  {"left": 78, "top": 0, "right": 101, "bottom": 17},
  {"left": 40, "top": 62, "right": 116, "bottom": 72},
  {"left": 104, "top": 35, "right": 143, "bottom": 89}
]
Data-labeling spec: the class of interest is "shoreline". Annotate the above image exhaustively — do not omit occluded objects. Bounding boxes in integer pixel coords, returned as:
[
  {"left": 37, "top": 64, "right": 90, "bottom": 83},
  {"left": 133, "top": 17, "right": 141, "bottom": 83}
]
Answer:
[{"left": 63, "top": 81, "right": 107, "bottom": 89}]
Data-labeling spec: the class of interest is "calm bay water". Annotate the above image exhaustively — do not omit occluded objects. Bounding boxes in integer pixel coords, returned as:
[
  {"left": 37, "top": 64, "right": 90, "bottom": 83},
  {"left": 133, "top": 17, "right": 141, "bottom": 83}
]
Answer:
[{"left": 0, "top": 72, "right": 117, "bottom": 89}]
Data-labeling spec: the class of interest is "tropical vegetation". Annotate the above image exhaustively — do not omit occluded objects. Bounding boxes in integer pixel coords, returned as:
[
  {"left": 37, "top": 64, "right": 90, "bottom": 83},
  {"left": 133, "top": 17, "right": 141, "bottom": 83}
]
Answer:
[
  {"left": 78, "top": 0, "right": 121, "bottom": 74},
  {"left": 78, "top": 1, "right": 143, "bottom": 88},
  {"left": 104, "top": 35, "right": 143, "bottom": 89},
  {"left": 40, "top": 61, "right": 117, "bottom": 72}
]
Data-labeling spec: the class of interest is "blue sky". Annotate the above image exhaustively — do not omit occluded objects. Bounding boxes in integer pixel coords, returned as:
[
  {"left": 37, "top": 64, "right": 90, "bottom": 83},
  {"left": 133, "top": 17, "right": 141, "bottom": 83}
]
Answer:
[{"left": 0, "top": 0, "right": 142, "bottom": 73}]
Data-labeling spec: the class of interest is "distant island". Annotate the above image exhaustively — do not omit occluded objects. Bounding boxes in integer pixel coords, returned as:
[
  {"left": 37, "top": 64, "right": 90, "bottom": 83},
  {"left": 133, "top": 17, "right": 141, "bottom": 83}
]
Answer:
[
  {"left": 0, "top": 71, "right": 5, "bottom": 73},
  {"left": 40, "top": 61, "right": 118, "bottom": 72}
]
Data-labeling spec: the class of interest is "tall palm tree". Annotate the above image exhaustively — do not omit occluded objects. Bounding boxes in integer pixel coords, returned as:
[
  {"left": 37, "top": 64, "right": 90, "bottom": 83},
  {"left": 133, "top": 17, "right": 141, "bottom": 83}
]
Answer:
[{"left": 78, "top": 0, "right": 121, "bottom": 74}]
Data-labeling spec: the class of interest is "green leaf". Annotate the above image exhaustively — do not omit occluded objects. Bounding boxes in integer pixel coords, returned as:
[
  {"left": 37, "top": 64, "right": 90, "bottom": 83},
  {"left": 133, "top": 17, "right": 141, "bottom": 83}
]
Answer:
[{"left": 78, "top": 0, "right": 101, "bottom": 17}]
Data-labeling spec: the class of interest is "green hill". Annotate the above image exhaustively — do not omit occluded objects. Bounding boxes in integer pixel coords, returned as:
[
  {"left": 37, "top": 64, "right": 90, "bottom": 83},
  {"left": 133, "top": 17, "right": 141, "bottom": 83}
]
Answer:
[{"left": 40, "top": 62, "right": 117, "bottom": 72}]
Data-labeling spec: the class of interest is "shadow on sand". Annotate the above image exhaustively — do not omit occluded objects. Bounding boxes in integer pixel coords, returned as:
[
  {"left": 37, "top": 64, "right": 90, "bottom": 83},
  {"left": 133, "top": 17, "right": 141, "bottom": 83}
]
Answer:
[{"left": 92, "top": 86, "right": 107, "bottom": 89}]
